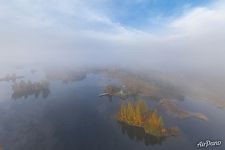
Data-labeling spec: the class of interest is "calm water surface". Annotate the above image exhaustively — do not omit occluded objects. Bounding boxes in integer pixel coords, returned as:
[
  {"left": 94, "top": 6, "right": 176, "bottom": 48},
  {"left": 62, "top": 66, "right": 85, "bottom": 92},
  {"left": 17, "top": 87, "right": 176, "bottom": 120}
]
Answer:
[{"left": 0, "top": 68, "right": 224, "bottom": 150}]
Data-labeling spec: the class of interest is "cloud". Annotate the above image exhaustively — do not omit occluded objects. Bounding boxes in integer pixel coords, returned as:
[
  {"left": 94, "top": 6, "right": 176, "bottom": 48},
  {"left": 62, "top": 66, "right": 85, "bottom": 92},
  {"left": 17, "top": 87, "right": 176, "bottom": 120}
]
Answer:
[
  {"left": 170, "top": 2, "right": 225, "bottom": 35},
  {"left": 0, "top": 0, "right": 224, "bottom": 75}
]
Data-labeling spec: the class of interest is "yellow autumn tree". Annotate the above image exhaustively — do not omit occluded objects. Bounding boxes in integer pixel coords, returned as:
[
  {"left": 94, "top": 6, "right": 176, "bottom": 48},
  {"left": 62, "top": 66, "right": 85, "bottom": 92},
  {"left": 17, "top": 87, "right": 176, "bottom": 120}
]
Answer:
[
  {"left": 118, "top": 102, "right": 126, "bottom": 121},
  {"left": 144, "top": 111, "right": 165, "bottom": 137},
  {"left": 117, "top": 100, "right": 166, "bottom": 137},
  {"left": 126, "top": 101, "right": 134, "bottom": 124},
  {"left": 117, "top": 100, "right": 149, "bottom": 127},
  {"left": 137, "top": 100, "right": 148, "bottom": 115},
  {"left": 134, "top": 104, "right": 142, "bottom": 126},
  {"left": 134, "top": 100, "right": 147, "bottom": 126}
]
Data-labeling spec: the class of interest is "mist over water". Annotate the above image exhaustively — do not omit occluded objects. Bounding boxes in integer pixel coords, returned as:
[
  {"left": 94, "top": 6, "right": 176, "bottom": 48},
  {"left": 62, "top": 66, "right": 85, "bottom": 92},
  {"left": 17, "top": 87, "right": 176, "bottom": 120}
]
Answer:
[
  {"left": 0, "top": 0, "right": 225, "bottom": 149},
  {"left": 1, "top": 22, "right": 225, "bottom": 107}
]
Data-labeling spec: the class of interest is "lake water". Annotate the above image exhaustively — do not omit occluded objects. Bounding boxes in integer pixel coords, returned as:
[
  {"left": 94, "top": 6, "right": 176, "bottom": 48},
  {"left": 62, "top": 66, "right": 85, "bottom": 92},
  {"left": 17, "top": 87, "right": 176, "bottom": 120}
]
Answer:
[{"left": 0, "top": 68, "right": 224, "bottom": 150}]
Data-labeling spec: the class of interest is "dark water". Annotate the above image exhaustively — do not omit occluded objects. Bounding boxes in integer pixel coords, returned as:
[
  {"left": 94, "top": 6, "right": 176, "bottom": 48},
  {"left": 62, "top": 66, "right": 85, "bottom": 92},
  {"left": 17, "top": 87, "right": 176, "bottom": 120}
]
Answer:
[{"left": 0, "top": 69, "right": 224, "bottom": 150}]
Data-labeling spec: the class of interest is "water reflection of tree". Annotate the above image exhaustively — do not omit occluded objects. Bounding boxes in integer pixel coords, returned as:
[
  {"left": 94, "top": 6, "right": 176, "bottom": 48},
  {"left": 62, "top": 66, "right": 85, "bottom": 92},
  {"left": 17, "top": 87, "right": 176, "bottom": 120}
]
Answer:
[
  {"left": 11, "top": 80, "right": 50, "bottom": 99},
  {"left": 118, "top": 122, "right": 166, "bottom": 146}
]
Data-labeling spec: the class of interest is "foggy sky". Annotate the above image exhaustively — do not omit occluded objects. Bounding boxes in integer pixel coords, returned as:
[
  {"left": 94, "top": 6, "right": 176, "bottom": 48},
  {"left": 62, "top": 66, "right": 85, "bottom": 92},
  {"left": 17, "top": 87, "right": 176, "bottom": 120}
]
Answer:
[
  {"left": 0, "top": 0, "right": 225, "bottom": 108},
  {"left": 0, "top": 0, "right": 225, "bottom": 74}
]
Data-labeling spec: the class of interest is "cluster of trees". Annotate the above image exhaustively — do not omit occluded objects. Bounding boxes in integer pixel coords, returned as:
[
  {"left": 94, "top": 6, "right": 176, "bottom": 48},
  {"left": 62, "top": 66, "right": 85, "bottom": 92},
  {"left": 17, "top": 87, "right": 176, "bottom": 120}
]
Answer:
[
  {"left": 11, "top": 80, "right": 50, "bottom": 99},
  {"left": 143, "top": 111, "right": 165, "bottom": 137},
  {"left": 117, "top": 100, "right": 165, "bottom": 137}
]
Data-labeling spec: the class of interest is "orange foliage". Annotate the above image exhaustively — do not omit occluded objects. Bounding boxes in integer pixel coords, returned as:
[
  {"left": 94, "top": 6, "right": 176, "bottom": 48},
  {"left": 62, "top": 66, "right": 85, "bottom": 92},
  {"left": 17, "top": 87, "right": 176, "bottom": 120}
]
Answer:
[
  {"left": 144, "top": 111, "right": 164, "bottom": 137},
  {"left": 117, "top": 100, "right": 165, "bottom": 137},
  {"left": 117, "top": 101, "right": 147, "bottom": 127}
]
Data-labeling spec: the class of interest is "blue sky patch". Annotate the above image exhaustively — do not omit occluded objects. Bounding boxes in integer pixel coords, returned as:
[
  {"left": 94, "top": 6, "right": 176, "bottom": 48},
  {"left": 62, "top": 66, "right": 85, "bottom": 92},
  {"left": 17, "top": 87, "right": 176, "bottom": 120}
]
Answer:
[{"left": 96, "top": 0, "right": 213, "bottom": 29}]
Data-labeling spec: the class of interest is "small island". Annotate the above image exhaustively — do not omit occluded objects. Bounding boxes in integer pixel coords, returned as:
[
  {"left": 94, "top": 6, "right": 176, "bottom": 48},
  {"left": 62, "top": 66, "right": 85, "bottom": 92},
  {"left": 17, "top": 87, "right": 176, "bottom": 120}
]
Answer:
[{"left": 116, "top": 100, "right": 179, "bottom": 138}]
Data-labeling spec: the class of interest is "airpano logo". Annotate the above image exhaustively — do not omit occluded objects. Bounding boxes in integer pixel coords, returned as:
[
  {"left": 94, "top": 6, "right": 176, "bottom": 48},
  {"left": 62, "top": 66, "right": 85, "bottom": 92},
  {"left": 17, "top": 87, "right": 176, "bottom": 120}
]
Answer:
[{"left": 197, "top": 140, "right": 222, "bottom": 148}]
